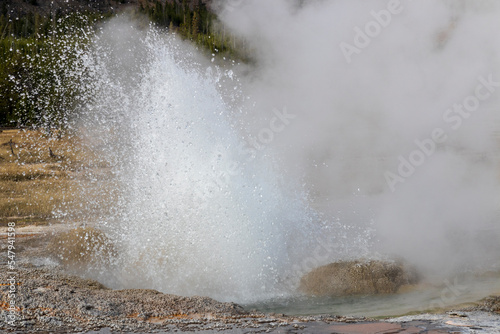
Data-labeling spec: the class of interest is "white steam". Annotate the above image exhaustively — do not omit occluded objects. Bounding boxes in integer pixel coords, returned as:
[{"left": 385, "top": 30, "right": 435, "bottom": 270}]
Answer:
[{"left": 215, "top": 0, "right": 500, "bottom": 278}]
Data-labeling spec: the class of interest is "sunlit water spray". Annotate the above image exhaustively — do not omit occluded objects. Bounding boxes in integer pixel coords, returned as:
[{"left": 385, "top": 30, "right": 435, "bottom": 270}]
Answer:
[{"left": 72, "top": 18, "right": 372, "bottom": 303}]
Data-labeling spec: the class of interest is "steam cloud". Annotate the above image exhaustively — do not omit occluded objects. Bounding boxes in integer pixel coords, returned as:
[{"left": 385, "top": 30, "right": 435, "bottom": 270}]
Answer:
[{"left": 214, "top": 0, "right": 500, "bottom": 278}]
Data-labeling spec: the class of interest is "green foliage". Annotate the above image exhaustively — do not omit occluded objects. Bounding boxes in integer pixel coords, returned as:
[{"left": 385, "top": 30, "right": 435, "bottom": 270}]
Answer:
[
  {"left": 0, "top": 38, "right": 42, "bottom": 125},
  {"left": 141, "top": 0, "right": 247, "bottom": 58},
  {"left": 0, "top": 12, "right": 103, "bottom": 128}
]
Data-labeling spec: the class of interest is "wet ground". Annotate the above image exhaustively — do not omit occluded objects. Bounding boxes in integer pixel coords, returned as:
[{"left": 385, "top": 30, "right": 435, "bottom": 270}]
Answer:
[{"left": 1, "top": 225, "right": 500, "bottom": 333}]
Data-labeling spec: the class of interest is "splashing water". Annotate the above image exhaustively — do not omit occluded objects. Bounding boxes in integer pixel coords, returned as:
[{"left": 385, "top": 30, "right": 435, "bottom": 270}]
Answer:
[{"left": 71, "top": 18, "right": 372, "bottom": 303}]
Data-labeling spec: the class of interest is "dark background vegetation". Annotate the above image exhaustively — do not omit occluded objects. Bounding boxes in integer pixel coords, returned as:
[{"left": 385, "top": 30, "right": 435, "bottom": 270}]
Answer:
[{"left": 0, "top": 0, "right": 244, "bottom": 128}]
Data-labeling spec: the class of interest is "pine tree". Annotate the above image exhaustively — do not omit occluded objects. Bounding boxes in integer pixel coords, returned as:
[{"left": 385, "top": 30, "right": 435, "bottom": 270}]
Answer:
[{"left": 191, "top": 11, "right": 199, "bottom": 37}]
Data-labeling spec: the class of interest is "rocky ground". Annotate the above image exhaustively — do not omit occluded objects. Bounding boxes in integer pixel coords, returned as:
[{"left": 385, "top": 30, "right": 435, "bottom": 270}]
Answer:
[
  {"left": 0, "top": 260, "right": 364, "bottom": 333},
  {"left": 1, "top": 226, "right": 500, "bottom": 333}
]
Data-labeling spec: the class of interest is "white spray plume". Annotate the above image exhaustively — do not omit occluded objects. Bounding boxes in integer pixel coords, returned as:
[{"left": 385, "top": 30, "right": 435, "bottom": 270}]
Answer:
[{"left": 77, "top": 16, "right": 363, "bottom": 303}]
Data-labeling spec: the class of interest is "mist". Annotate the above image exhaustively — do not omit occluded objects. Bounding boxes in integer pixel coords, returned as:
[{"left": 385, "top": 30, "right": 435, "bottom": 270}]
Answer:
[{"left": 214, "top": 0, "right": 500, "bottom": 278}]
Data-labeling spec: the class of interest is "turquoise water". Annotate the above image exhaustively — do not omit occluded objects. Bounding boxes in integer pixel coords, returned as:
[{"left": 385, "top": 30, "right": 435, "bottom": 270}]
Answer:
[{"left": 247, "top": 274, "right": 500, "bottom": 317}]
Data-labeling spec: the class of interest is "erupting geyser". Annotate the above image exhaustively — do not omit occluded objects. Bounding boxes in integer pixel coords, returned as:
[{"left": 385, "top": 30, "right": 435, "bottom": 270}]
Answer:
[
  {"left": 60, "top": 0, "right": 500, "bottom": 305},
  {"left": 75, "top": 18, "right": 373, "bottom": 303}
]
